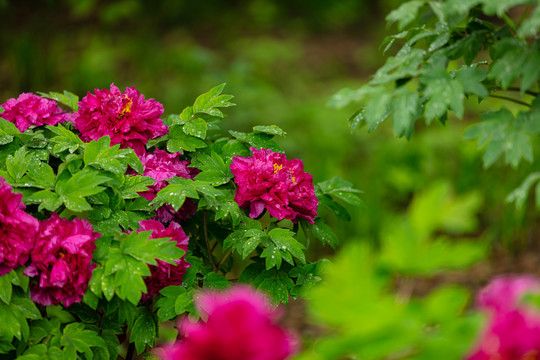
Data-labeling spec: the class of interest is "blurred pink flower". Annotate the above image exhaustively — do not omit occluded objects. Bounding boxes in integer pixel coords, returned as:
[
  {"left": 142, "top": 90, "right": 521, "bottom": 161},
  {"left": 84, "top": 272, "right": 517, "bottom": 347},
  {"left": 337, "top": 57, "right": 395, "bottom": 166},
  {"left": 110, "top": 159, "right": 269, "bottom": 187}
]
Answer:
[
  {"left": 137, "top": 149, "right": 199, "bottom": 222},
  {"left": 139, "top": 220, "right": 190, "bottom": 301},
  {"left": 0, "top": 177, "right": 40, "bottom": 275},
  {"left": 0, "top": 93, "right": 71, "bottom": 132},
  {"left": 159, "top": 286, "right": 297, "bottom": 360},
  {"left": 73, "top": 84, "right": 167, "bottom": 155},
  {"left": 230, "top": 147, "right": 318, "bottom": 224},
  {"left": 25, "top": 213, "right": 100, "bottom": 307},
  {"left": 467, "top": 275, "right": 540, "bottom": 360}
]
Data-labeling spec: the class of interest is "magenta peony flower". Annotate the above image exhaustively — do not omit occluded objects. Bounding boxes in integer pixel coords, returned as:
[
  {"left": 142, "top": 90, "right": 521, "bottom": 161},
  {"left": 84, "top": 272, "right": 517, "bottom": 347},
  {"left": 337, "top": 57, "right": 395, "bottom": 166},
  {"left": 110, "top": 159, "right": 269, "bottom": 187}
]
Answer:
[
  {"left": 467, "top": 275, "right": 540, "bottom": 360},
  {"left": 158, "top": 286, "right": 297, "bottom": 360},
  {"left": 73, "top": 84, "right": 167, "bottom": 155},
  {"left": 138, "top": 149, "right": 199, "bottom": 222},
  {"left": 230, "top": 147, "right": 318, "bottom": 224},
  {"left": 139, "top": 220, "right": 190, "bottom": 301},
  {"left": 0, "top": 177, "right": 40, "bottom": 275},
  {"left": 0, "top": 93, "right": 71, "bottom": 132},
  {"left": 24, "top": 213, "right": 100, "bottom": 307}
]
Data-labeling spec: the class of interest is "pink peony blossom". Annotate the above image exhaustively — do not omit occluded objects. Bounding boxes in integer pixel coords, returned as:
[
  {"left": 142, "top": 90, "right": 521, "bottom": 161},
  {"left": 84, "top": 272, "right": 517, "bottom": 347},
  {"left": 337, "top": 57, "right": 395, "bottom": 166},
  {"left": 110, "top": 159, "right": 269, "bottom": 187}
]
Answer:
[
  {"left": 73, "top": 84, "right": 167, "bottom": 155},
  {"left": 0, "top": 177, "right": 40, "bottom": 275},
  {"left": 159, "top": 286, "right": 297, "bottom": 360},
  {"left": 139, "top": 220, "right": 190, "bottom": 301},
  {"left": 230, "top": 147, "right": 318, "bottom": 224},
  {"left": 0, "top": 93, "right": 71, "bottom": 132},
  {"left": 137, "top": 149, "right": 199, "bottom": 222},
  {"left": 24, "top": 213, "right": 100, "bottom": 307},
  {"left": 467, "top": 275, "right": 540, "bottom": 360}
]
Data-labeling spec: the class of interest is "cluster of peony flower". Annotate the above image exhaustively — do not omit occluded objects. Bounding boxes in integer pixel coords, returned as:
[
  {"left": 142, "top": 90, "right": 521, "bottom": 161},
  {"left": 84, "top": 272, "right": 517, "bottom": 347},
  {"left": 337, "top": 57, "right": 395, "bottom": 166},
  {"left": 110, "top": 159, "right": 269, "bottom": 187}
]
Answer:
[
  {"left": 0, "top": 92, "right": 71, "bottom": 132},
  {"left": 230, "top": 147, "right": 318, "bottom": 224},
  {"left": 73, "top": 83, "right": 168, "bottom": 155},
  {"left": 138, "top": 220, "right": 190, "bottom": 301},
  {"left": 24, "top": 213, "right": 100, "bottom": 307},
  {"left": 159, "top": 286, "right": 297, "bottom": 360},
  {"left": 467, "top": 275, "right": 540, "bottom": 360},
  {"left": 137, "top": 149, "right": 199, "bottom": 223},
  {"left": 0, "top": 177, "right": 100, "bottom": 307},
  {"left": 0, "top": 177, "right": 40, "bottom": 276}
]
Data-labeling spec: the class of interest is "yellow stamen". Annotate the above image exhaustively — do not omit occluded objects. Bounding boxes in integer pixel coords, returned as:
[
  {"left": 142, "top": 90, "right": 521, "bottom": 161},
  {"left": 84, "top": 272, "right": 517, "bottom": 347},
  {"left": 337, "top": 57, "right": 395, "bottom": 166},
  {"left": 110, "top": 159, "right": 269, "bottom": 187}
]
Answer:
[
  {"left": 273, "top": 163, "right": 283, "bottom": 173},
  {"left": 120, "top": 99, "right": 133, "bottom": 117},
  {"left": 291, "top": 176, "right": 297, "bottom": 184}
]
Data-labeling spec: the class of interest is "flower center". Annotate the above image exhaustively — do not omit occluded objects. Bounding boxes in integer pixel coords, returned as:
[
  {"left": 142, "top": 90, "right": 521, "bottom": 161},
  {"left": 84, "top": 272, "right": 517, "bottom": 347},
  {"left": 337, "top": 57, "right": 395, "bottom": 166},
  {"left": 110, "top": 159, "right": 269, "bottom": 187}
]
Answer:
[
  {"left": 120, "top": 98, "right": 133, "bottom": 117},
  {"left": 273, "top": 163, "right": 283, "bottom": 173}
]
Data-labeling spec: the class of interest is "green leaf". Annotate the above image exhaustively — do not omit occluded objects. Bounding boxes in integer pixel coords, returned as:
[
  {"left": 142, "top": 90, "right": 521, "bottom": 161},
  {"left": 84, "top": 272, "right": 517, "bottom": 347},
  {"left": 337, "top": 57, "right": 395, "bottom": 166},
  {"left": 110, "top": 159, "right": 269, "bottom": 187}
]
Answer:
[
  {"left": 130, "top": 307, "right": 158, "bottom": 355},
  {"left": 261, "top": 246, "right": 282, "bottom": 270},
  {"left": 311, "top": 218, "right": 339, "bottom": 248},
  {"left": 25, "top": 159, "right": 55, "bottom": 189},
  {"left": 0, "top": 273, "right": 13, "bottom": 304},
  {"left": 38, "top": 90, "right": 79, "bottom": 111},
  {"left": 519, "top": 5, "right": 540, "bottom": 37},
  {"left": 151, "top": 178, "right": 199, "bottom": 211},
  {"left": 257, "top": 271, "right": 294, "bottom": 305},
  {"left": 118, "top": 175, "right": 154, "bottom": 199},
  {"left": 193, "top": 83, "right": 235, "bottom": 115},
  {"left": 488, "top": 39, "right": 526, "bottom": 89},
  {"left": 121, "top": 230, "right": 185, "bottom": 266},
  {"left": 386, "top": 0, "right": 426, "bottom": 30},
  {"left": 519, "top": 49, "right": 540, "bottom": 93},
  {"left": 480, "top": 0, "right": 534, "bottom": 16},
  {"left": 214, "top": 200, "right": 244, "bottom": 227},
  {"left": 203, "top": 272, "right": 231, "bottom": 289},
  {"left": 317, "top": 176, "right": 364, "bottom": 207},
  {"left": 46, "top": 124, "right": 84, "bottom": 154},
  {"left": 253, "top": 125, "right": 287, "bottom": 137},
  {"left": 168, "top": 125, "right": 207, "bottom": 153},
  {"left": 61, "top": 323, "right": 106, "bottom": 360},
  {"left": 6, "top": 147, "right": 28, "bottom": 181},
  {"left": 421, "top": 68, "right": 464, "bottom": 122},
  {"left": 464, "top": 109, "right": 533, "bottom": 168},
  {"left": 453, "top": 65, "right": 488, "bottom": 98},
  {"left": 84, "top": 136, "right": 141, "bottom": 175},
  {"left": 183, "top": 118, "right": 208, "bottom": 139},
  {"left": 157, "top": 286, "right": 192, "bottom": 322},
  {"left": 365, "top": 87, "right": 392, "bottom": 132},
  {"left": 392, "top": 87, "right": 420, "bottom": 139},
  {"left": 268, "top": 228, "right": 306, "bottom": 264},
  {"left": 506, "top": 172, "right": 540, "bottom": 209},
  {"left": 193, "top": 151, "right": 232, "bottom": 185},
  {"left": 55, "top": 168, "right": 109, "bottom": 212}
]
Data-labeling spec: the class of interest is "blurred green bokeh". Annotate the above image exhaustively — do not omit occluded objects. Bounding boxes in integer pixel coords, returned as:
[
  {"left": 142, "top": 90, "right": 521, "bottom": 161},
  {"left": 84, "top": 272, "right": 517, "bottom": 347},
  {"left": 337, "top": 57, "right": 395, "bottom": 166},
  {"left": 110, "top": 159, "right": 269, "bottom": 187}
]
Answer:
[{"left": 1, "top": 0, "right": 535, "bottom": 256}]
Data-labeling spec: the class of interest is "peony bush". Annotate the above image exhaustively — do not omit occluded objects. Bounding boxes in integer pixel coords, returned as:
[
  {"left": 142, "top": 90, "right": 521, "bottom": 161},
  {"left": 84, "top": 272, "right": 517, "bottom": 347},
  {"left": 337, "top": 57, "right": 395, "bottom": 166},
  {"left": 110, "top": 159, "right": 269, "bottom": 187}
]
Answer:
[{"left": 0, "top": 84, "right": 357, "bottom": 359}]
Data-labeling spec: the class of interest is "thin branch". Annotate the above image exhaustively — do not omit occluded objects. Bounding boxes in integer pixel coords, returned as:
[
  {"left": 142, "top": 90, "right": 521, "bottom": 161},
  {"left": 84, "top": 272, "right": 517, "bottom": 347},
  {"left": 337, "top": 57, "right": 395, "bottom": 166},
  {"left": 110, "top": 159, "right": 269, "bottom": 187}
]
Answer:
[
  {"left": 501, "top": 12, "right": 518, "bottom": 36},
  {"left": 203, "top": 211, "right": 217, "bottom": 270},
  {"left": 506, "top": 87, "right": 539, "bottom": 97},
  {"left": 216, "top": 248, "right": 232, "bottom": 272},
  {"left": 488, "top": 94, "right": 531, "bottom": 108}
]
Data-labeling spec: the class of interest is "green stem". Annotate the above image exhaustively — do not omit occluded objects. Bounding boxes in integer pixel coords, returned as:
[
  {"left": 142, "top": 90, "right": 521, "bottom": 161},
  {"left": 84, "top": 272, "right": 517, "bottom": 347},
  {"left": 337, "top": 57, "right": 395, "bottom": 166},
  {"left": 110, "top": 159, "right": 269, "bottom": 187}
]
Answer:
[
  {"left": 507, "top": 87, "right": 539, "bottom": 97},
  {"left": 501, "top": 12, "right": 518, "bottom": 35},
  {"left": 216, "top": 248, "right": 232, "bottom": 272},
  {"left": 488, "top": 94, "right": 531, "bottom": 108},
  {"left": 518, "top": 5, "right": 532, "bottom": 27},
  {"left": 300, "top": 220, "right": 311, "bottom": 250},
  {"left": 203, "top": 211, "right": 217, "bottom": 270}
]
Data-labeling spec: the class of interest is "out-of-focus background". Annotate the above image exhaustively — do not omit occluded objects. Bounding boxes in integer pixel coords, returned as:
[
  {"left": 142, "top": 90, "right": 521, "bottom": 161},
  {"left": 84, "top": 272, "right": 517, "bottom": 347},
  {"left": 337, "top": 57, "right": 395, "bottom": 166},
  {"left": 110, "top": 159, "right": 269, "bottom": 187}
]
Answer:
[{"left": 2, "top": 0, "right": 537, "bottom": 262}]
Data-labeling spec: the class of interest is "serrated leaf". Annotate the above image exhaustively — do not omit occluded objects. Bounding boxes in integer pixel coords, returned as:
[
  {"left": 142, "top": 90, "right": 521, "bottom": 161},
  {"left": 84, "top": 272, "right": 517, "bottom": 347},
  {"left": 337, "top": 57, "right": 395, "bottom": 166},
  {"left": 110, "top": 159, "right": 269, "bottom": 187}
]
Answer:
[
  {"left": 168, "top": 125, "right": 207, "bottom": 153},
  {"left": 119, "top": 175, "right": 154, "bottom": 199},
  {"left": 253, "top": 125, "right": 287, "bottom": 136},
  {"left": 453, "top": 65, "right": 488, "bottom": 98},
  {"left": 151, "top": 179, "right": 199, "bottom": 211},
  {"left": 84, "top": 136, "right": 140, "bottom": 175},
  {"left": 203, "top": 272, "right": 231, "bottom": 289},
  {"left": 311, "top": 218, "right": 339, "bottom": 248},
  {"left": 38, "top": 90, "right": 79, "bottom": 111},
  {"left": 268, "top": 228, "right": 306, "bottom": 264},
  {"left": 421, "top": 68, "right": 464, "bottom": 122},
  {"left": 130, "top": 308, "right": 158, "bottom": 355},
  {"left": 46, "top": 124, "right": 84, "bottom": 154},
  {"left": 392, "top": 88, "right": 420, "bottom": 138},
  {"left": 386, "top": 0, "right": 426, "bottom": 30},
  {"left": 61, "top": 323, "right": 106, "bottom": 360},
  {"left": 121, "top": 230, "right": 185, "bottom": 266},
  {"left": 261, "top": 246, "right": 282, "bottom": 270},
  {"left": 183, "top": 118, "right": 208, "bottom": 139}
]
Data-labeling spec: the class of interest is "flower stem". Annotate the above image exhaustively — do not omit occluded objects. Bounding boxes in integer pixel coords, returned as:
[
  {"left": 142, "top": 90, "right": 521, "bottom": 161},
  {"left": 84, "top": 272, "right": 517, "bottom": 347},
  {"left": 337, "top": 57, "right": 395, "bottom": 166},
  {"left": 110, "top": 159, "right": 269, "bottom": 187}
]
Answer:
[
  {"left": 488, "top": 94, "right": 531, "bottom": 108},
  {"left": 216, "top": 248, "right": 232, "bottom": 272},
  {"left": 507, "top": 87, "right": 539, "bottom": 97},
  {"left": 203, "top": 211, "right": 217, "bottom": 270},
  {"left": 501, "top": 12, "right": 518, "bottom": 35}
]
